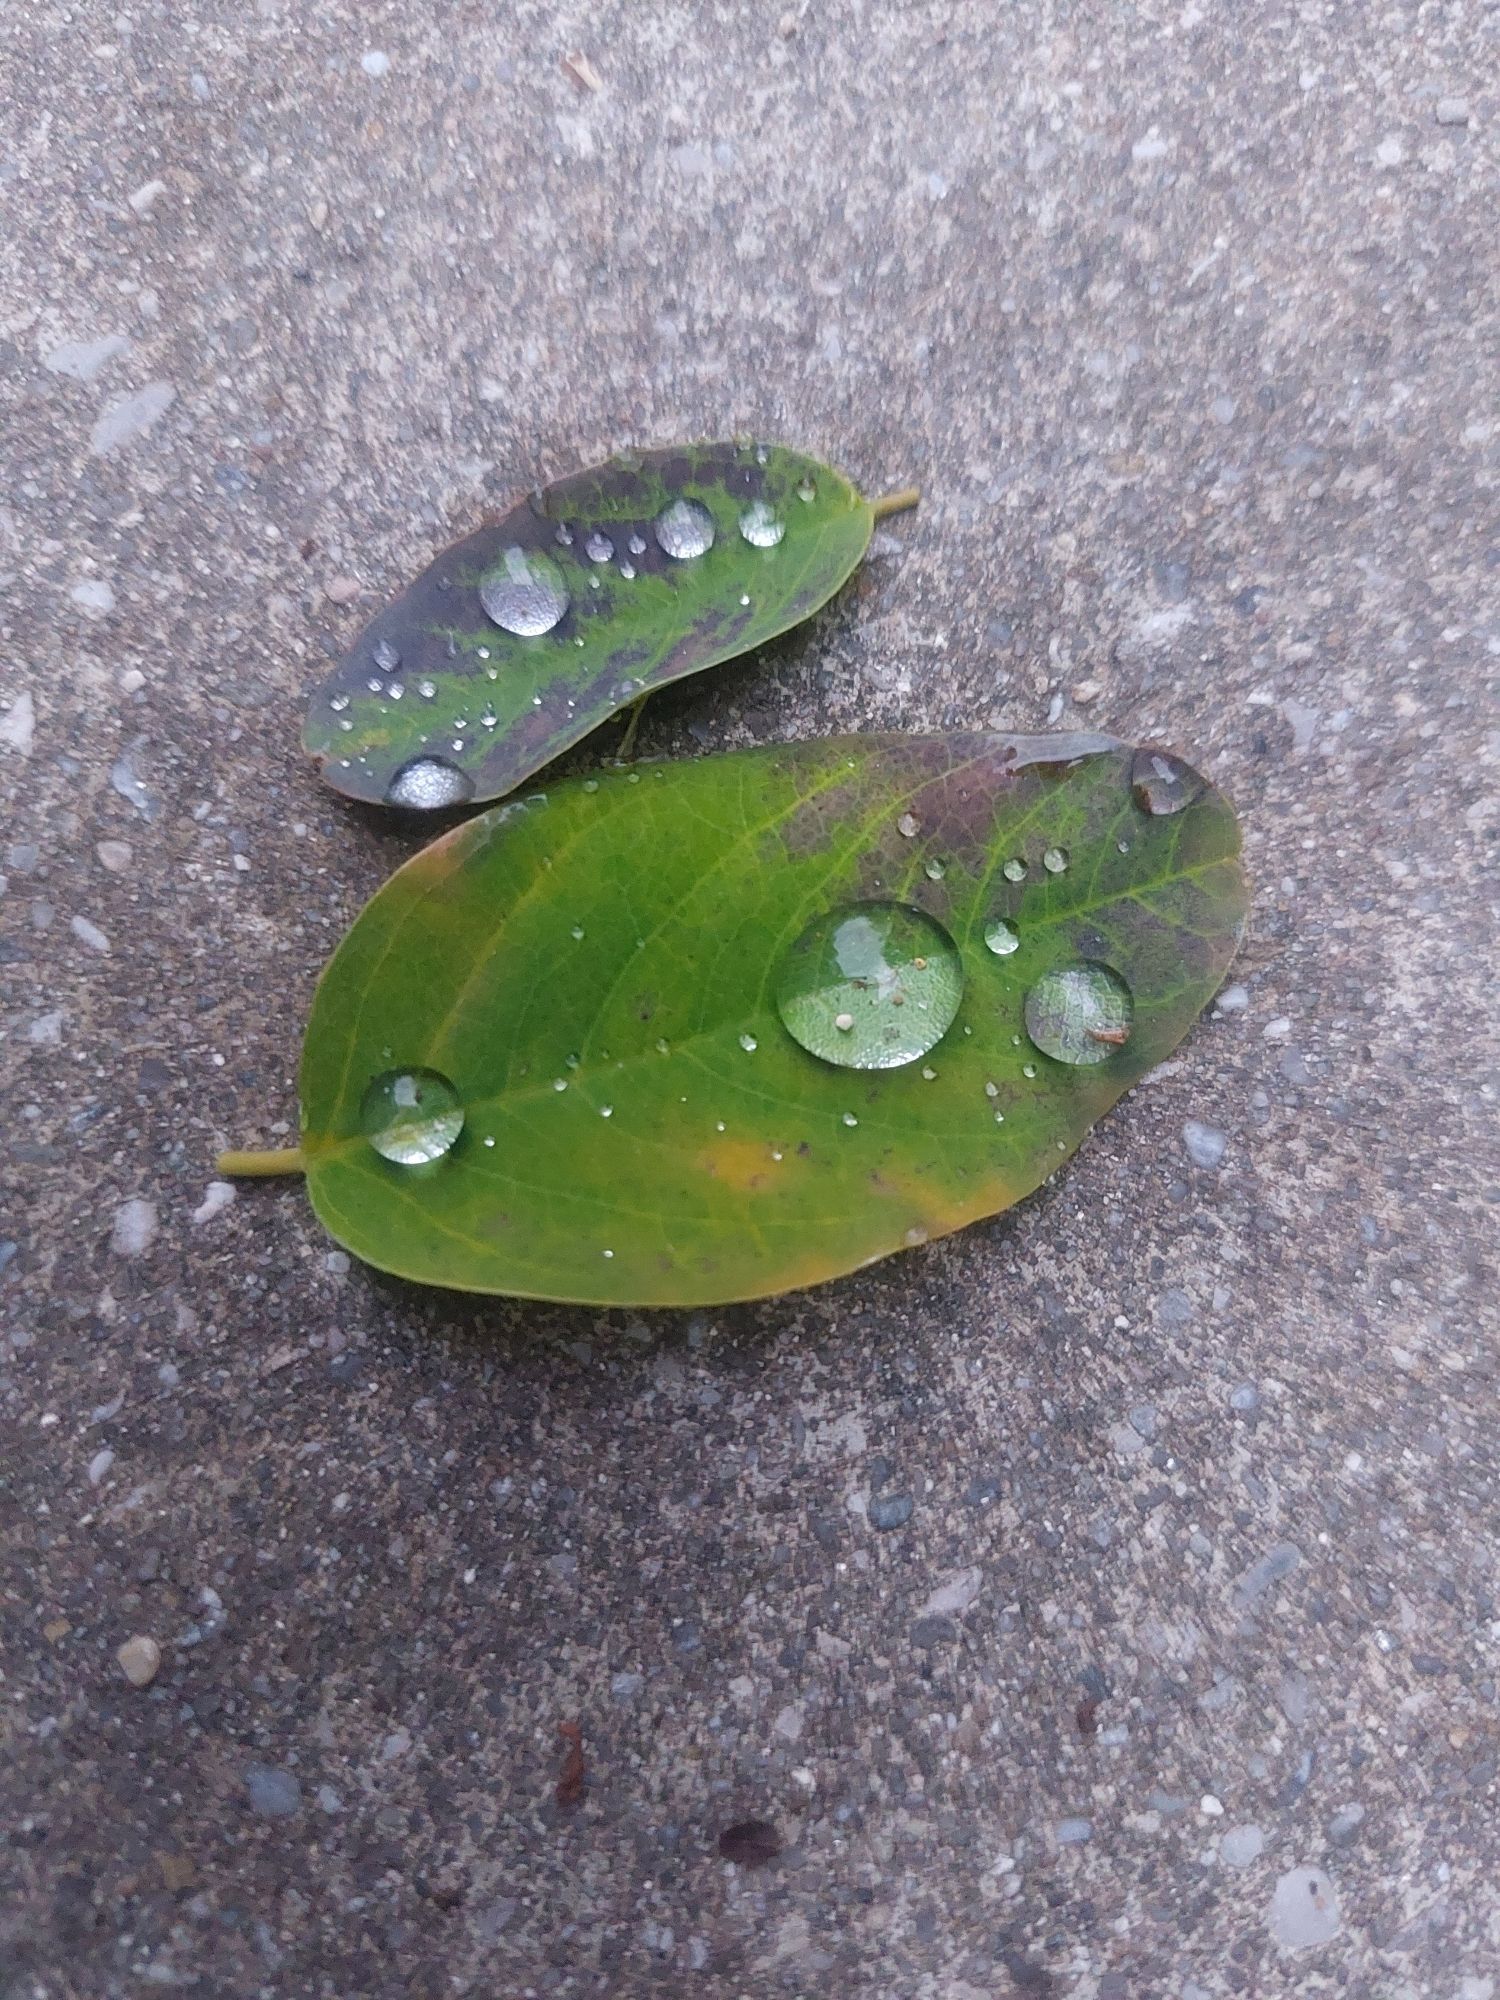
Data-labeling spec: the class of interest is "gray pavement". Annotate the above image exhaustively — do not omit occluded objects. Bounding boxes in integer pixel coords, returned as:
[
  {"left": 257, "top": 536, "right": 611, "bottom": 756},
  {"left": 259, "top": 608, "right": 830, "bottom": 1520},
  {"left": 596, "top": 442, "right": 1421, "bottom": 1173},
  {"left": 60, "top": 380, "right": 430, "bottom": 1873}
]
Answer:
[{"left": 2, "top": 2, "right": 1497, "bottom": 1994}]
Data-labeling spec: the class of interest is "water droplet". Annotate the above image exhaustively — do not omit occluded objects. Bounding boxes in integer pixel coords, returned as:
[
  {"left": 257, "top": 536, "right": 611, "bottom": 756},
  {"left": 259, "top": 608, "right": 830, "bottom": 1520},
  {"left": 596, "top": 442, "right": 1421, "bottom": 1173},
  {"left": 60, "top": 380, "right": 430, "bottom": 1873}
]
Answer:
[
  {"left": 796, "top": 477, "right": 817, "bottom": 503},
  {"left": 924, "top": 857, "right": 946, "bottom": 881},
  {"left": 984, "top": 917, "right": 1020, "bottom": 956},
  {"left": 897, "top": 813, "right": 920, "bottom": 838},
  {"left": 1117, "top": 838, "right": 1131, "bottom": 854},
  {"left": 738, "top": 1032, "right": 758, "bottom": 1052},
  {"left": 1024, "top": 964, "right": 1134, "bottom": 1065},
  {"left": 1002, "top": 857, "right": 1027, "bottom": 882},
  {"left": 602, "top": 1248, "right": 614, "bottom": 1259},
  {"left": 480, "top": 709, "right": 497, "bottom": 728},
  {"left": 904, "top": 1225, "right": 929, "bottom": 1247},
  {"left": 418, "top": 679, "right": 436, "bottom": 699},
  {"left": 384, "top": 756, "right": 474, "bottom": 810},
  {"left": 618, "top": 561, "right": 637, "bottom": 579},
  {"left": 1043, "top": 846, "right": 1069, "bottom": 874},
  {"left": 552, "top": 1077, "right": 568, "bottom": 1092},
  {"left": 389, "top": 682, "right": 404, "bottom": 700},
  {"left": 774, "top": 901, "right": 965, "bottom": 1070},
  {"left": 599, "top": 1104, "right": 613, "bottom": 1118},
  {"left": 738, "top": 500, "right": 785, "bottom": 548},
  {"left": 994, "top": 1109, "right": 1005, "bottom": 1124},
  {"left": 1022, "top": 1062, "right": 1037, "bottom": 1078},
  {"left": 373, "top": 638, "right": 400, "bottom": 672},
  {"left": 479, "top": 546, "right": 569, "bottom": 636},
  {"left": 627, "top": 532, "right": 647, "bottom": 555},
  {"left": 653, "top": 497, "right": 716, "bottom": 560},
  {"left": 361, "top": 1067, "right": 463, "bottom": 1166},
  {"left": 920, "top": 1065, "right": 937, "bottom": 1080},
  {"left": 584, "top": 530, "right": 614, "bottom": 563},
  {"left": 555, "top": 524, "right": 574, "bottom": 546},
  {"left": 842, "top": 1112, "right": 859, "bottom": 1127},
  {"left": 329, "top": 694, "right": 349, "bottom": 713},
  {"left": 582, "top": 778, "right": 599, "bottom": 793},
  {"left": 739, "top": 592, "right": 751, "bottom": 607},
  {"left": 483, "top": 1134, "right": 496, "bottom": 1147},
  {"left": 755, "top": 445, "right": 769, "bottom": 465},
  {"left": 654, "top": 1037, "right": 670, "bottom": 1055},
  {"left": 477, "top": 646, "right": 491, "bottom": 660},
  {"left": 1131, "top": 747, "right": 1204, "bottom": 816},
  {"left": 366, "top": 676, "right": 383, "bottom": 693},
  {"left": 570, "top": 924, "right": 585, "bottom": 941}
]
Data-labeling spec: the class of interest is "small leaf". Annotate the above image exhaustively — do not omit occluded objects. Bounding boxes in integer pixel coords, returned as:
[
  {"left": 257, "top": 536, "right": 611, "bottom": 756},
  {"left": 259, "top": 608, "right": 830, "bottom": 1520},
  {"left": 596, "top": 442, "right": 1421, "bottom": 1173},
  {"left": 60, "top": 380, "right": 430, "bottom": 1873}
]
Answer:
[
  {"left": 304, "top": 442, "right": 904, "bottom": 811},
  {"left": 292, "top": 733, "right": 1247, "bottom": 1306}
]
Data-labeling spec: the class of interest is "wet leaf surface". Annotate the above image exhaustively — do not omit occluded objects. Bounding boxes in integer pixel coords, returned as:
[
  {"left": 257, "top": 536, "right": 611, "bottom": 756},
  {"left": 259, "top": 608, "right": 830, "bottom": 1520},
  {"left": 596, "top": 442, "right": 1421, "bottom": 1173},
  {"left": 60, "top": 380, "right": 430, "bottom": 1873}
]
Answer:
[
  {"left": 296, "top": 733, "right": 1248, "bottom": 1306},
  {"left": 304, "top": 442, "right": 886, "bottom": 811}
]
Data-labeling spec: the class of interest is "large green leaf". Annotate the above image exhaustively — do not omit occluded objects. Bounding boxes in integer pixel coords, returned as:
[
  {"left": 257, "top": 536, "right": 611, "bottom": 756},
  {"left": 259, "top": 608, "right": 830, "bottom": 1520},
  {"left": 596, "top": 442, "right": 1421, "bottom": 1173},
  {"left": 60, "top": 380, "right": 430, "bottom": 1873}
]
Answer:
[
  {"left": 304, "top": 442, "right": 908, "bottom": 811},
  {"left": 276, "top": 733, "right": 1247, "bottom": 1306}
]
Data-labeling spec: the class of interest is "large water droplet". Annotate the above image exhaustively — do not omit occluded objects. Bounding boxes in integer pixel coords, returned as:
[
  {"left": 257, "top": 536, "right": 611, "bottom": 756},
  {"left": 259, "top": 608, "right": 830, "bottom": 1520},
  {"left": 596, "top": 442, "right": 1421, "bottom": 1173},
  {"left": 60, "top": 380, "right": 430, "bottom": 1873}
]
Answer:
[
  {"left": 584, "top": 530, "right": 614, "bottom": 564},
  {"left": 1024, "top": 964, "right": 1134, "bottom": 1065},
  {"left": 774, "top": 901, "right": 964, "bottom": 1070},
  {"left": 1002, "top": 857, "right": 1027, "bottom": 882},
  {"left": 654, "top": 497, "right": 716, "bottom": 560},
  {"left": 1042, "top": 846, "right": 1069, "bottom": 874},
  {"left": 373, "top": 638, "right": 401, "bottom": 672},
  {"left": 984, "top": 917, "right": 1019, "bottom": 956},
  {"left": 384, "top": 756, "right": 474, "bottom": 810},
  {"left": 479, "top": 546, "right": 569, "bottom": 635},
  {"left": 738, "top": 500, "right": 785, "bottom": 548},
  {"left": 1131, "top": 747, "right": 1204, "bottom": 816},
  {"left": 361, "top": 1067, "right": 464, "bottom": 1165}
]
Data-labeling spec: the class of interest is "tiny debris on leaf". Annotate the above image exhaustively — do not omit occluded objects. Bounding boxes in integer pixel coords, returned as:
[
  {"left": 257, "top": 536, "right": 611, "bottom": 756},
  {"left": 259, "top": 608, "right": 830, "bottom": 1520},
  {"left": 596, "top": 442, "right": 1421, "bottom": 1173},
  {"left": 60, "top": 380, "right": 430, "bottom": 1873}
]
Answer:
[{"left": 556, "top": 1719, "right": 586, "bottom": 1806}]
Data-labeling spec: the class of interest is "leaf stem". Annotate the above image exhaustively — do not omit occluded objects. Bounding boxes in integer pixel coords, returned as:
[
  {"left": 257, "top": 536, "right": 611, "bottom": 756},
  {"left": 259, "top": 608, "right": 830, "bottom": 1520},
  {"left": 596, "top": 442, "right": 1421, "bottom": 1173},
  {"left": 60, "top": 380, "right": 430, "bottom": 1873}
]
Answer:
[
  {"left": 215, "top": 1147, "right": 307, "bottom": 1178},
  {"left": 871, "top": 485, "right": 921, "bottom": 521},
  {"left": 616, "top": 693, "right": 649, "bottom": 761}
]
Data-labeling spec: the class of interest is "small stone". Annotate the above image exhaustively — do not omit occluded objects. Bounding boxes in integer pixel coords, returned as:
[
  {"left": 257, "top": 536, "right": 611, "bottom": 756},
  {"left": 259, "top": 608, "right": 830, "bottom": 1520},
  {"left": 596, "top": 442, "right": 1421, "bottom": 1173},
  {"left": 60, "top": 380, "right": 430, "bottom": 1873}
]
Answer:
[
  {"left": 28, "top": 1011, "right": 64, "bottom": 1045},
  {"left": 1128, "top": 1403, "right": 1158, "bottom": 1440},
  {"left": 1269, "top": 1865, "right": 1341, "bottom": 1949},
  {"left": 1216, "top": 983, "right": 1249, "bottom": 1013},
  {"left": 43, "top": 333, "right": 131, "bottom": 381},
  {"left": 110, "top": 1198, "right": 158, "bottom": 1258},
  {"left": 1220, "top": 1823, "right": 1264, "bottom": 1868},
  {"left": 118, "top": 1635, "right": 162, "bottom": 1687},
  {"left": 325, "top": 575, "right": 361, "bottom": 604},
  {"left": 0, "top": 691, "right": 36, "bottom": 757},
  {"left": 1230, "top": 1382, "right": 1260, "bottom": 1412},
  {"left": 1434, "top": 97, "right": 1470, "bottom": 126},
  {"left": 1374, "top": 134, "right": 1405, "bottom": 168},
  {"left": 1055, "top": 1817, "right": 1093, "bottom": 1844},
  {"left": 772, "top": 1704, "right": 804, "bottom": 1741},
  {"left": 562, "top": 50, "right": 602, "bottom": 92},
  {"left": 191, "top": 1182, "right": 235, "bottom": 1227},
  {"left": 1182, "top": 1119, "right": 1227, "bottom": 1169},
  {"left": 71, "top": 915, "right": 111, "bottom": 954},
  {"left": 97, "top": 840, "right": 133, "bottom": 873},
  {"left": 1071, "top": 678, "right": 1102, "bottom": 704},
  {"left": 916, "top": 1565, "right": 982, "bottom": 1618},
  {"left": 87, "top": 1448, "right": 115, "bottom": 1486},
  {"left": 127, "top": 178, "right": 168, "bottom": 214},
  {"left": 69, "top": 578, "right": 116, "bottom": 615},
  {"left": 90, "top": 382, "right": 176, "bottom": 457},
  {"left": 245, "top": 1765, "right": 302, "bottom": 1818},
  {"left": 911, "top": 1615, "right": 956, "bottom": 1647},
  {"left": 118, "top": 667, "right": 146, "bottom": 695},
  {"left": 1200, "top": 1793, "right": 1225, "bottom": 1818},
  {"left": 869, "top": 1494, "right": 914, "bottom": 1531},
  {"left": 1327, "top": 1804, "right": 1365, "bottom": 1845},
  {"left": 361, "top": 49, "right": 391, "bottom": 76},
  {"left": 1233, "top": 1541, "right": 1302, "bottom": 1607}
]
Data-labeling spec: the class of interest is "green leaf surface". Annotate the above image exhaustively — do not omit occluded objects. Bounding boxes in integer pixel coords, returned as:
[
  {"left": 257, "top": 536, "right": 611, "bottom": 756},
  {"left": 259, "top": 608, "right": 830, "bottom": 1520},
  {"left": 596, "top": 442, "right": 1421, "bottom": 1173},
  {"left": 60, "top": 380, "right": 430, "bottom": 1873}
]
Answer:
[
  {"left": 304, "top": 442, "right": 895, "bottom": 811},
  {"left": 294, "top": 733, "right": 1247, "bottom": 1306}
]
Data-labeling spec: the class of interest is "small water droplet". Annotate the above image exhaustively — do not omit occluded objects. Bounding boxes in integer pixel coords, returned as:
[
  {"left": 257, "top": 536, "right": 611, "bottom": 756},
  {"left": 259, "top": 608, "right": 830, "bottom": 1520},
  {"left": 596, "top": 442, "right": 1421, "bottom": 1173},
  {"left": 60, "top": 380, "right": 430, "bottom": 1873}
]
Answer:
[
  {"left": 418, "top": 679, "right": 436, "bottom": 699},
  {"left": 654, "top": 1037, "right": 670, "bottom": 1055},
  {"left": 842, "top": 1112, "right": 859, "bottom": 1127},
  {"left": 653, "top": 497, "right": 716, "bottom": 560},
  {"left": 1024, "top": 964, "right": 1134, "bottom": 1065},
  {"left": 476, "top": 646, "right": 491, "bottom": 660},
  {"left": 570, "top": 924, "right": 585, "bottom": 940},
  {"left": 619, "top": 560, "right": 637, "bottom": 579},
  {"left": 904, "top": 1225, "right": 928, "bottom": 1247},
  {"left": 602, "top": 1248, "right": 614, "bottom": 1258},
  {"left": 738, "top": 499, "right": 785, "bottom": 548},
  {"left": 480, "top": 709, "right": 497, "bottom": 728},
  {"left": 366, "top": 676, "right": 383, "bottom": 693},
  {"left": 755, "top": 445, "right": 769, "bottom": 465},
  {"left": 1043, "top": 846, "right": 1069, "bottom": 874},
  {"left": 739, "top": 592, "right": 751, "bottom": 607},
  {"left": 924, "top": 857, "right": 946, "bottom": 881},
  {"left": 479, "top": 546, "right": 569, "bottom": 636},
  {"left": 329, "top": 694, "right": 349, "bottom": 712},
  {"left": 338, "top": 718, "right": 353, "bottom": 731},
  {"left": 715, "top": 1121, "right": 726, "bottom": 1132},
  {"left": 583, "top": 779, "right": 599, "bottom": 793},
  {"left": 552, "top": 1077, "right": 568, "bottom": 1092},
  {"left": 451, "top": 738, "right": 465, "bottom": 754},
  {"left": 920, "top": 1065, "right": 937, "bottom": 1080},
  {"left": 1117, "top": 838, "right": 1130, "bottom": 853},
  {"left": 1131, "top": 746, "right": 1205, "bottom": 816},
  {"left": 483, "top": 1134, "right": 496, "bottom": 1148},
  {"left": 1002, "top": 857, "right": 1027, "bottom": 882},
  {"left": 373, "top": 638, "right": 400, "bottom": 672},
  {"left": 384, "top": 756, "right": 474, "bottom": 810},
  {"left": 775, "top": 901, "right": 965, "bottom": 1070},
  {"left": 738, "top": 1032, "right": 758, "bottom": 1052},
  {"left": 796, "top": 477, "right": 817, "bottom": 503},
  {"left": 555, "top": 524, "right": 574, "bottom": 546},
  {"left": 1022, "top": 1062, "right": 1037, "bottom": 1078},
  {"left": 584, "top": 530, "right": 614, "bottom": 563},
  {"left": 994, "top": 1109, "right": 1006, "bottom": 1124},
  {"left": 361, "top": 1067, "right": 463, "bottom": 1165},
  {"left": 565, "top": 1053, "right": 580, "bottom": 1069},
  {"left": 984, "top": 1080, "right": 999, "bottom": 1098},
  {"left": 897, "top": 813, "right": 920, "bottom": 838},
  {"left": 389, "top": 682, "right": 404, "bottom": 700},
  {"left": 984, "top": 917, "right": 1020, "bottom": 956},
  {"left": 599, "top": 1104, "right": 613, "bottom": 1118},
  {"left": 627, "top": 532, "right": 647, "bottom": 555}
]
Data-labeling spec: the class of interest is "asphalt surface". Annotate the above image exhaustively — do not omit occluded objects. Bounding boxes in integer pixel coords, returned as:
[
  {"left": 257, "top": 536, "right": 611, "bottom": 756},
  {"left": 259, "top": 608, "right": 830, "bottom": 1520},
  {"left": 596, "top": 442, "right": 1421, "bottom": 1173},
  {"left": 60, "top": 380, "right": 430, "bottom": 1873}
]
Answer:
[{"left": 2, "top": 2, "right": 1497, "bottom": 1995}]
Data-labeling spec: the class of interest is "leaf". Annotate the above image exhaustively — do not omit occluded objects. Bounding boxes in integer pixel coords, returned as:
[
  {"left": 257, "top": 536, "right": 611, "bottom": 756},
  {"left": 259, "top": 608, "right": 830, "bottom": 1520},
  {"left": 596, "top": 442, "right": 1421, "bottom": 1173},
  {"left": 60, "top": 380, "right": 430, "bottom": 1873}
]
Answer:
[
  {"left": 303, "top": 442, "right": 908, "bottom": 812},
  {"left": 292, "top": 732, "right": 1247, "bottom": 1306}
]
